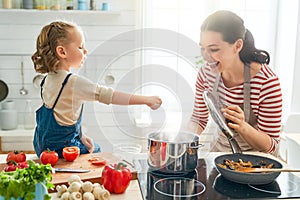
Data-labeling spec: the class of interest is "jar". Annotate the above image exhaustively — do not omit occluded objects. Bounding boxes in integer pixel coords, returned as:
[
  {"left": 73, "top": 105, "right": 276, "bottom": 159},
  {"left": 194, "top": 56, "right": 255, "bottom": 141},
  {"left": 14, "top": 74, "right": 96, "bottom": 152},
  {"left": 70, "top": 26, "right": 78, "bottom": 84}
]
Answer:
[
  {"left": 23, "top": 0, "right": 34, "bottom": 9},
  {"left": 77, "top": 0, "right": 86, "bottom": 10},
  {"left": 0, "top": 100, "right": 18, "bottom": 130},
  {"left": 65, "top": 0, "right": 73, "bottom": 10},
  {"left": 24, "top": 99, "right": 35, "bottom": 129},
  {"left": 2, "top": 0, "right": 13, "bottom": 8},
  {"left": 35, "top": 0, "right": 48, "bottom": 10}
]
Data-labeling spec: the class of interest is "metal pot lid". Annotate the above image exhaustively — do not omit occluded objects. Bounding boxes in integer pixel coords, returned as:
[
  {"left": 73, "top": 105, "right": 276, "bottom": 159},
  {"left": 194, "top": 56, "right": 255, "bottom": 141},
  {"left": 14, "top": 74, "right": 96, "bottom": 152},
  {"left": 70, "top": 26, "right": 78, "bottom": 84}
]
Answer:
[
  {"left": 0, "top": 80, "right": 9, "bottom": 102},
  {"left": 148, "top": 131, "right": 199, "bottom": 143},
  {"left": 203, "top": 90, "right": 235, "bottom": 138}
]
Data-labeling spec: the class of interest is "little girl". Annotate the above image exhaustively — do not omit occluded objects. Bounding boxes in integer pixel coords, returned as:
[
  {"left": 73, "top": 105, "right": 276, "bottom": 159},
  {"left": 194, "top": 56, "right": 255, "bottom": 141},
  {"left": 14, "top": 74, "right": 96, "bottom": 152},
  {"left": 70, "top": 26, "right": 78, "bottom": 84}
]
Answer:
[{"left": 32, "top": 21, "right": 162, "bottom": 158}]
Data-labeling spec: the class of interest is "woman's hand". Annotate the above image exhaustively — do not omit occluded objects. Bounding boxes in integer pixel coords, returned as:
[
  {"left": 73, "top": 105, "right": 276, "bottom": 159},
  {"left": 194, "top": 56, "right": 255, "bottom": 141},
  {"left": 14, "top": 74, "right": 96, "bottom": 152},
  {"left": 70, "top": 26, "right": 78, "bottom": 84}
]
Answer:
[
  {"left": 222, "top": 105, "right": 247, "bottom": 133},
  {"left": 146, "top": 96, "right": 162, "bottom": 110}
]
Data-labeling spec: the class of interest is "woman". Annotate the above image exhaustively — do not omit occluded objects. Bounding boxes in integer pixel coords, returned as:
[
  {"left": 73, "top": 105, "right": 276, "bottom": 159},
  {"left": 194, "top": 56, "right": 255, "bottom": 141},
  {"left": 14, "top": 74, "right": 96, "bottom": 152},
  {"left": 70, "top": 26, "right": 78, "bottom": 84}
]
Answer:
[
  {"left": 189, "top": 10, "right": 282, "bottom": 154},
  {"left": 32, "top": 21, "right": 162, "bottom": 157}
]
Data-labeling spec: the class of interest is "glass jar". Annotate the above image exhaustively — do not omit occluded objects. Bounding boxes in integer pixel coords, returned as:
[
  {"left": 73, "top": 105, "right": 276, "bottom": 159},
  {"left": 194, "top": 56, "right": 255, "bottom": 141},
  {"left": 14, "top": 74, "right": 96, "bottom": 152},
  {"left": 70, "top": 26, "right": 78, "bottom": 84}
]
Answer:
[
  {"left": 65, "top": 0, "right": 74, "bottom": 10},
  {"left": 50, "top": 0, "right": 62, "bottom": 10},
  {"left": 35, "top": 0, "right": 48, "bottom": 10},
  {"left": 24, "top": 99, "right": 35, "bottom": 129},
  {"left": 2, "top": 0, "right": 13, "bottom": 8},
  {"left": 0, "top": 100, "right": 18, "bottom": 130},
  {"left": 23, "top": 0, "right": 34, "bottom": 9}
]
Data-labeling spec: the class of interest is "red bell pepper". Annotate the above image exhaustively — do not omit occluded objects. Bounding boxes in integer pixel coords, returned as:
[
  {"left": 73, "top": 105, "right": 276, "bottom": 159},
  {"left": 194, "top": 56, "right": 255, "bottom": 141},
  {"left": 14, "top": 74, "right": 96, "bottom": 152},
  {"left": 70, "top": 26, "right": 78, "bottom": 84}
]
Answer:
[{"left": 102, "top": 162, "right": 132, "bottom": 194}]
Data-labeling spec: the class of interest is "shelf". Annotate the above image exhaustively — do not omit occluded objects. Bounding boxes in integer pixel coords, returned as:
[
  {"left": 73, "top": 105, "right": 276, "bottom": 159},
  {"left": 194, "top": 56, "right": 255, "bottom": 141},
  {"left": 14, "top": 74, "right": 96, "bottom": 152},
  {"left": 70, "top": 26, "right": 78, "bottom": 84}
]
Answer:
[{"left": 0, "top": 8, "right": 121, "bottom": 15}]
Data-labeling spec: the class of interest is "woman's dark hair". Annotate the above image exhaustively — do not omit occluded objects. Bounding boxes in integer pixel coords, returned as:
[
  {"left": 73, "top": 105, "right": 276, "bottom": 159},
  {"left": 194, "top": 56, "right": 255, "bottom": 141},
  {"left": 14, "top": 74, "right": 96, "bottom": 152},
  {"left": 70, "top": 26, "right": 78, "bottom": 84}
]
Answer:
[{"left": 201, "top": 10, "right": 270, "bottom": 64}]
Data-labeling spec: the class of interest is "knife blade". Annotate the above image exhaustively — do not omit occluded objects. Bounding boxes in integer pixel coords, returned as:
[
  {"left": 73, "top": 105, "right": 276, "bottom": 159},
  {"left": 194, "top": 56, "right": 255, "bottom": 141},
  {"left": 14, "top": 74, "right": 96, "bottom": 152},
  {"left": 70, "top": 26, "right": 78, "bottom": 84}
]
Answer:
[{"left": 54, "top": 168, "right": 91, "bottom": 173}]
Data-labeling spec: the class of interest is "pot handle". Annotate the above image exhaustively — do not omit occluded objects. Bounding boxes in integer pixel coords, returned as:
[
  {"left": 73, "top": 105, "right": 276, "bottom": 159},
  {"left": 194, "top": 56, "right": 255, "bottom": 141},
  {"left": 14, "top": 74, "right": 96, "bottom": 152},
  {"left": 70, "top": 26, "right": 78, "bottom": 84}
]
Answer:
[{"left": 189, "top": 143, "right": 204, "bottom": 149}]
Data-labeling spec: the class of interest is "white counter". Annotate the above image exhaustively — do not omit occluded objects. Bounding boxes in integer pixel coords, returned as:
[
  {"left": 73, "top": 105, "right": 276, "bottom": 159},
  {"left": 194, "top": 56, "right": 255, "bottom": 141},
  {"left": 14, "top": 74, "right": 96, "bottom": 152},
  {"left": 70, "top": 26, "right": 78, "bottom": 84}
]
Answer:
[
  {"left": 284, "top": 133, "right": 300, "bottom": 168},
  {"left": 0, "top": 126, "right": 34, "bottom": 152}
]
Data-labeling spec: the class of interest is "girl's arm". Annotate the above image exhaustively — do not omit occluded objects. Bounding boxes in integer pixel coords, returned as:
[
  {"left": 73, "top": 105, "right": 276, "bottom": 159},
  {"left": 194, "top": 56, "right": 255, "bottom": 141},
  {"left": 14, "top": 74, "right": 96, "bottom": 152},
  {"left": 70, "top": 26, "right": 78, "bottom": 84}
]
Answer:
[{"left": 111, "top": 91, "right": 162, "bottom": 110}]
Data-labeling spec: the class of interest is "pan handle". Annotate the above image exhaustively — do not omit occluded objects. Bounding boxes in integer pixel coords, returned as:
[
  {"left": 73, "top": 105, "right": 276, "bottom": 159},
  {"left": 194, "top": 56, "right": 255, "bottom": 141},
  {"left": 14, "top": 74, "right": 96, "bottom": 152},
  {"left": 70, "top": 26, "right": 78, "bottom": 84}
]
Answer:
[{"left": 228, "top": 137, "right": 242, "bottom": 154}]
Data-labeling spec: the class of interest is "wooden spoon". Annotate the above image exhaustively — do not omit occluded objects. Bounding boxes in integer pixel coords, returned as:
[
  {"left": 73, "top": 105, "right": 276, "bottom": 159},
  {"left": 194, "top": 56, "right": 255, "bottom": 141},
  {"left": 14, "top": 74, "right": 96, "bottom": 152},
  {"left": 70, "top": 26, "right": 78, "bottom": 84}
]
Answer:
[{"left": 236, "top": 167, "right": 300, "bottom": 173}]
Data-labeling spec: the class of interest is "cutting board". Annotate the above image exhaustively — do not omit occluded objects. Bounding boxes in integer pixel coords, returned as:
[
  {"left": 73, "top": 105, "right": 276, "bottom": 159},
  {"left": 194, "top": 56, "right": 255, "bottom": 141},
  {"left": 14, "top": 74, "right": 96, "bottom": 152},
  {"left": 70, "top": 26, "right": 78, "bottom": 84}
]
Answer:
[{"left": 0, "top": 152, "right": 137, "bottom": 192}]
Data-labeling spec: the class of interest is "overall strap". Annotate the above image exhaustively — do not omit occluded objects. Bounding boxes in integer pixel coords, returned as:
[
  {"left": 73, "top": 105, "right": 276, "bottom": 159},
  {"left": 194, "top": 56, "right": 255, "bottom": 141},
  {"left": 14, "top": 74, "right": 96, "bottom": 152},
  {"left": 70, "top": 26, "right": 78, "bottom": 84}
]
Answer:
[
  {"left": 212, "top": 73, "right": 222, "bottom": 109},
  {"left": 243, "top": 65, "right": 251, "bottom": 123},
  {"left": 40, "top": 75, "right": 47, "bottom": 100},
  {"left": 52, "top": 73, "right": 72, "bottom": 109}
]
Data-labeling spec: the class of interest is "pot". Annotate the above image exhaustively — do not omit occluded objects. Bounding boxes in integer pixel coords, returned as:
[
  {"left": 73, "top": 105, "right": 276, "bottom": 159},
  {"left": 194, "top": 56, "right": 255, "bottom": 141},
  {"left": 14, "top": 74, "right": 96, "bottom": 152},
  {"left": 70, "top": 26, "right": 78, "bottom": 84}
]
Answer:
[
  {"left": 147, "top": 131, "right": 203, "bottom": 174},
  {"left": 0, "top": 80, "right": 9, "bottom": 102},
  {"left": 214, "top": 153, "right": 283, "bottom": 185}
]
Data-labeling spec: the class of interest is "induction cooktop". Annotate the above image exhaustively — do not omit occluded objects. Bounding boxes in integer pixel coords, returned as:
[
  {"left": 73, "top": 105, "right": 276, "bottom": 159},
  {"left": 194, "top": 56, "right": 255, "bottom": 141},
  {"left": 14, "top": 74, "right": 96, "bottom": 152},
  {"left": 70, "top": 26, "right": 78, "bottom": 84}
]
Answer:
[{"left": 134, "top": 157, "right": 300, "bottom": 199}]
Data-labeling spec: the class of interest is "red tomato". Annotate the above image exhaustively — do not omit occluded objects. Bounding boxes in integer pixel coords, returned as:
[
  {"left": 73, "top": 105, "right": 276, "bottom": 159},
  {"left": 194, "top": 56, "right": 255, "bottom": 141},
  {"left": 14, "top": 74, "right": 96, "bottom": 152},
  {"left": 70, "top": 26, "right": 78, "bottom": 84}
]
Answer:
[
  {"left": 4, "top": 160, "right": 29, "bottom": 172},
  {"left": 6, "top": 151, "right": 26, "bottom": 163},
  {"left": 88, "top": 156, "right": 107, "bottom": 166},
  {"left": 40, "top": 149, "right": 59, "bottom": 166},
  {"left": 91, "top": 160, "right": 107, "bottom": 166},
  {"left": 62, "top": 146, "right": 80, "bottom": 162}
]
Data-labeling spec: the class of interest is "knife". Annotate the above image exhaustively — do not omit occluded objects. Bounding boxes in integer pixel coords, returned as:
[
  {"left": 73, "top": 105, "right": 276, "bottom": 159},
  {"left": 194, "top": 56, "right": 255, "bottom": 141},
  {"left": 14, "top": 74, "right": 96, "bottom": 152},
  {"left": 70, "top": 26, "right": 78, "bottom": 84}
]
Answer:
[{"left": 53, "top": 168, "right": 91, "bottom": 173}]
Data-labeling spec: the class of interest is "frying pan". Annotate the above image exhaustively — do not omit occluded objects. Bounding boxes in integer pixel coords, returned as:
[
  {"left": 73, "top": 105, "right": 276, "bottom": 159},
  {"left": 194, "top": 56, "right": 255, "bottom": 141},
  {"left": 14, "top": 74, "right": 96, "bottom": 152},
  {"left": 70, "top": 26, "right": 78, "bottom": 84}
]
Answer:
[
  {"left": 214, "top": 153, "right": 283, "bottom": 185},
  {"left": 0, "top": 80, "right": 9, "bottom": 102}
]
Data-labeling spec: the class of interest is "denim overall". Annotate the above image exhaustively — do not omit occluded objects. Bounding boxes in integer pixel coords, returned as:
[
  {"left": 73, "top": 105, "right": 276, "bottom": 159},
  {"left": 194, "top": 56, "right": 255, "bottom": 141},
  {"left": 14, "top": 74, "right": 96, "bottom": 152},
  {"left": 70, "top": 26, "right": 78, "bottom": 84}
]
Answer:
[{"left": 33, "top": 73, "right": 100, "bottom": 158}]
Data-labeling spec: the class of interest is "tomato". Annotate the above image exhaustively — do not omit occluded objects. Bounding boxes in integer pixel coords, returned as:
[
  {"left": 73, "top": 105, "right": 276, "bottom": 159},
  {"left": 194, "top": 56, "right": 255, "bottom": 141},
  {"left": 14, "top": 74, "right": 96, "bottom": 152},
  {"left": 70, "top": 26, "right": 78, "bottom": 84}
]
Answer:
[
  {"left": 88, "top": 156, "right": 106, "bottom": 166},
  {"left": 62, "top": 146, "right": 80, "bottom": 162},
  {"left": 40, "top": 149, "right": 59, "bottom": 166},
  {"left": 91, "top": 160, "right": 107, "bottom": 166},
  {"left": 4, "top": 160, "right": 29, "bottom": 172},
  {"left": 6, "top": 151, "right": 26, "bottom": 163},
  {"left": 102, "top": 162, "right": 132, "bottom": 194}
]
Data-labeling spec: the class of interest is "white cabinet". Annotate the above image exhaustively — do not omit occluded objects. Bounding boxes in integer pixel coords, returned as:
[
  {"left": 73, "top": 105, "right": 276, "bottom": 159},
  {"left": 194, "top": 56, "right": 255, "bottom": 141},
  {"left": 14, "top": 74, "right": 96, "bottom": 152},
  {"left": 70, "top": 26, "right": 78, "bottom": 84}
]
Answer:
[{"left": 0, "top": 127, "right": 34, "bottom": 152}]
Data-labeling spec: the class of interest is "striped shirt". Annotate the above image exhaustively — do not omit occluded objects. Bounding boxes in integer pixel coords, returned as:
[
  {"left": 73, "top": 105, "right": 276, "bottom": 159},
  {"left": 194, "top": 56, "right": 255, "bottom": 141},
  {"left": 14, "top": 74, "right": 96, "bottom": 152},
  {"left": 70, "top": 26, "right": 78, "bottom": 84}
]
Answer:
[{"left": 190, "top": 64, "right": 282, "bottom": 153}]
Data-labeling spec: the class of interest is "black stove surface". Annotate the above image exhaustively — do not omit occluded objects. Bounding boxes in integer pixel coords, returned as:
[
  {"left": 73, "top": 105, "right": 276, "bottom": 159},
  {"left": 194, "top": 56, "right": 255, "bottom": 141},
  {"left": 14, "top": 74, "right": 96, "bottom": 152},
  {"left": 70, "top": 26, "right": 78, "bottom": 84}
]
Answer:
[{"left": 134, "top": 156, "right": 300, "bottom": 200}]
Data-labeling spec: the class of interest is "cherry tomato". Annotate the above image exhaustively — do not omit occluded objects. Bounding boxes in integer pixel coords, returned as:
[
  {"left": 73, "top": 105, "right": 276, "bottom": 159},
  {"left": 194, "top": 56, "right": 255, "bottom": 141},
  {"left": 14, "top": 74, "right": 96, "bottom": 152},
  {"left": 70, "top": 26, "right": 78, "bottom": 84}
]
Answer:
[
  {"left": 40, "top": 149, "right": 59, "bottom": 166},
  {"left": 4, "top": 160, "right": 29, "bottom": 172},
  {"left": 62, "top": 146, "right": 80, "bottom": 162},
  {"left": 6, "top": 151, "right": 26, "bottom": 163}
]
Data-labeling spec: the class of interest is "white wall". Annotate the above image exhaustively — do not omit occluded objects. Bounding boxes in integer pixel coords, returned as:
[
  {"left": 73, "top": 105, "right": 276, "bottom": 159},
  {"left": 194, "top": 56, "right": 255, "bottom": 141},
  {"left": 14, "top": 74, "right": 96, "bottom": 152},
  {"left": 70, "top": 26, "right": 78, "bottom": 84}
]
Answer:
[{"left": 0, "top": 1, "right": 147, "bottom": 152}]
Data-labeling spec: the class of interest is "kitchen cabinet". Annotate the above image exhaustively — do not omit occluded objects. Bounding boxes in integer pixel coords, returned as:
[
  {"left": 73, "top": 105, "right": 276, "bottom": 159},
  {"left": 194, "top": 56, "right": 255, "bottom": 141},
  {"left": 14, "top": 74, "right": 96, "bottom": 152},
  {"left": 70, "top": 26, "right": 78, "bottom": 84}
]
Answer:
[{"left": 0, "top": 126, "right": 34, "bottom": 153}]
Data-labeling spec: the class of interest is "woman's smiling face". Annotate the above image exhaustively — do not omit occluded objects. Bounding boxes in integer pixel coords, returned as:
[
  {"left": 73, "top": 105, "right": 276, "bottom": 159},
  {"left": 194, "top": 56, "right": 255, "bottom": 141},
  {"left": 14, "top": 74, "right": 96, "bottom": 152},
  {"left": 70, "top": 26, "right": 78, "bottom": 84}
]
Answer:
[{"left": 200, "top": 31, "right": 240, "bottom": 72}]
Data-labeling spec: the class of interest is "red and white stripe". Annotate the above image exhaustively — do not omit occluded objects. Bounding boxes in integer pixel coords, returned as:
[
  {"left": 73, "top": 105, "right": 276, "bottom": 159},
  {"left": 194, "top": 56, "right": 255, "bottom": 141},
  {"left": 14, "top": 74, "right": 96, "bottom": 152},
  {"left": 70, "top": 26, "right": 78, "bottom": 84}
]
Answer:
[{"left": 190, "top": 64, "right": 282, "bottom": 153}]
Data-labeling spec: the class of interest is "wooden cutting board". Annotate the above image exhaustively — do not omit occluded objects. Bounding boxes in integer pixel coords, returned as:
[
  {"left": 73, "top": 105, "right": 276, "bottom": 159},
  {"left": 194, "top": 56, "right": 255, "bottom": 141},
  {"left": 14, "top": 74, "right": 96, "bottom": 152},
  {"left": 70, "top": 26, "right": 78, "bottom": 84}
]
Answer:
[{"left": 0, "top": 152, "right": 137, "bottom": 192}]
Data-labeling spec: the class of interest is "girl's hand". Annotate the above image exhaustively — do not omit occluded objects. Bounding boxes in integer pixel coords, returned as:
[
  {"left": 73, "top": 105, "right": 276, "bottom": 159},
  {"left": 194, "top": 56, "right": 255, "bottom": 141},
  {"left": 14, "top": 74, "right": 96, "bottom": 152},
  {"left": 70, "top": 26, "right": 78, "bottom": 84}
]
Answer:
[
  {"left": 222, "top": 105, "right": 246, "bottom": 133},
  {"left": 81, "top": 134, "right": 94, "bottom": 153},
  {"left": 147, "top": 96, "right": 162, "bottom": 110}
]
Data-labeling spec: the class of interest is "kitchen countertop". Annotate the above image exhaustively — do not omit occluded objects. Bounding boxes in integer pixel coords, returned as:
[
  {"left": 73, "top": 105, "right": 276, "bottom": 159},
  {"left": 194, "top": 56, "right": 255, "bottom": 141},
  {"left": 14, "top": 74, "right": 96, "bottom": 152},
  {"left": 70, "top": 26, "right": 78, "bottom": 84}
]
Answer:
[
  {"left": 0, "top": 153, "right": 143, "bottom": 200},
  {"left": 1, "top": 151, "right": 299, "bottom": 200}
]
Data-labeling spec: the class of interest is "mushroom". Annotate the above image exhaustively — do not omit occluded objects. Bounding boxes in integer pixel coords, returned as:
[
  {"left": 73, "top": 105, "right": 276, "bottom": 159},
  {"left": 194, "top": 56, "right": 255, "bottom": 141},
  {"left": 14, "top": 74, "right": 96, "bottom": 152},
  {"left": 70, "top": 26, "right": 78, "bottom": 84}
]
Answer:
[
  {"left": 60, "top": 191, "right": 70, "bottom": 200},
  {"left": 93, "top": 185, "right": 110, "bottom": 200},
  {"left": 70, "top": 192, "right": 82, "bottom": 200},
  {"left": 68, "top": 174, "right": 82, "bottom": 185},
  {"left": 68, "top": 181, "right": 82, "bottom": 193},
  {"left": 56, "top": 184, "right": 68, "bottom": 198},
  {"left": 83, "top": 192, "right": 95, "bottom": 200},
  {"left": 82, "top": 181, "right": 93, "bottom": 193}
]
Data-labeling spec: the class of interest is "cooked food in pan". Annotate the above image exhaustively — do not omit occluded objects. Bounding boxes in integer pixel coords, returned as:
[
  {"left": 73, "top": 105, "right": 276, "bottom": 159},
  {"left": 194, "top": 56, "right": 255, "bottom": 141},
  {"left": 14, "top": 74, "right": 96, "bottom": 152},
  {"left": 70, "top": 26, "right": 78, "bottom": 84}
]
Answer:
[{"left": 218, "top": 159, "right": 274, "bottom": 171}]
